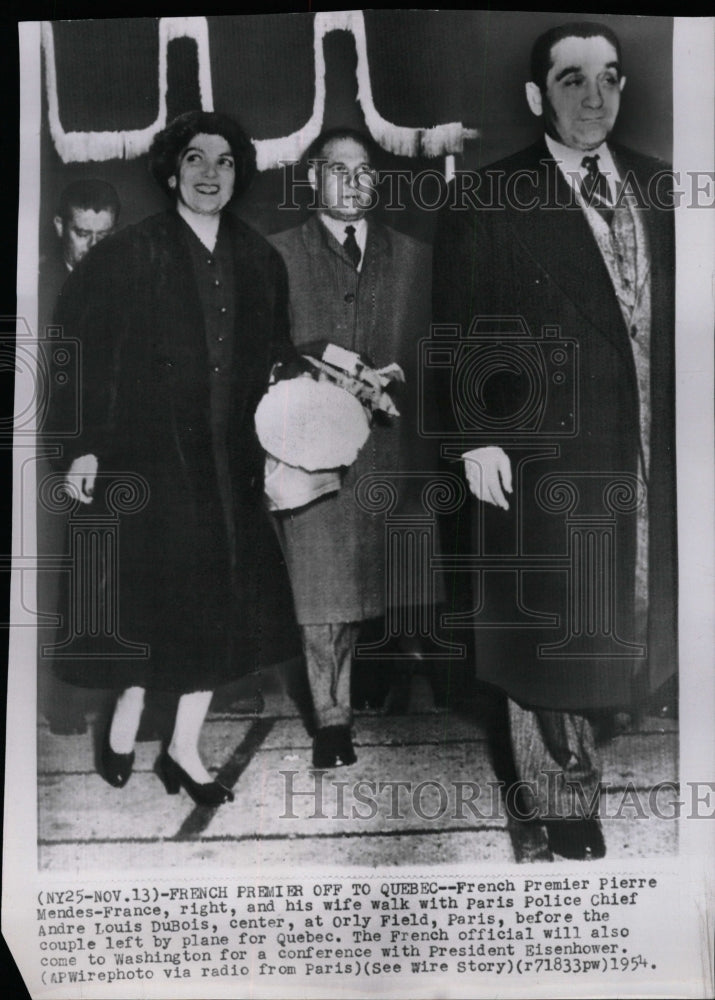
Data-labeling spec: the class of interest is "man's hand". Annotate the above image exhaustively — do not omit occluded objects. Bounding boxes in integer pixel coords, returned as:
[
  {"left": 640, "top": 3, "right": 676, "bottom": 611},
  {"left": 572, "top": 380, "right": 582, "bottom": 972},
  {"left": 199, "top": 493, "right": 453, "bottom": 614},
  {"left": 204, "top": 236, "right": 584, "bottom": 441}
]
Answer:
[
  {"left": 64, "top": 454, "right": 98, "bottom": 504},
  {"left": 463, "top": 446, "right": 513, "bottom": 510}
]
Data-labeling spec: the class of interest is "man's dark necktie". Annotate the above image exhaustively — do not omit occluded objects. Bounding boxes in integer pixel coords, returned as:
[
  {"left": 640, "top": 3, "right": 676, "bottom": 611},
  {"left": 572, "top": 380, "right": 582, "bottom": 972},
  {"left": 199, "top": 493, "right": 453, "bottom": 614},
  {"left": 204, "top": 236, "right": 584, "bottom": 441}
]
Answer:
[
  {"left": 581, "top": 154, "right": 614, "bottom": 227},
  {"left": 343, "top": 225, "right": 362, "bottom": 269}
]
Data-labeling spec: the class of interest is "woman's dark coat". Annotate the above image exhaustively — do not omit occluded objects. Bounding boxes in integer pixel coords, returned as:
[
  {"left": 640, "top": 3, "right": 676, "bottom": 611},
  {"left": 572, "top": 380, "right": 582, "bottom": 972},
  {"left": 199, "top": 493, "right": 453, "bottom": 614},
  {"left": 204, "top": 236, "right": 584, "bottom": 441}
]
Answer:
[{"left": 49, "top": 210, "right": 299, "bottom": 691}]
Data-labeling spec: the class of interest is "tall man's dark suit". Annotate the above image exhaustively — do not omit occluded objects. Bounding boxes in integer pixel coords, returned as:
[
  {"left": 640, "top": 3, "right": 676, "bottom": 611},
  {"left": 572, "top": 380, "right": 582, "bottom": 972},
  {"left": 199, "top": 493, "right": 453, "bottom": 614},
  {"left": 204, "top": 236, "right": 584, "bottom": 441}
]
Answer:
[{"left": 433, "top": 139, "right": 676, "bottom": 836}]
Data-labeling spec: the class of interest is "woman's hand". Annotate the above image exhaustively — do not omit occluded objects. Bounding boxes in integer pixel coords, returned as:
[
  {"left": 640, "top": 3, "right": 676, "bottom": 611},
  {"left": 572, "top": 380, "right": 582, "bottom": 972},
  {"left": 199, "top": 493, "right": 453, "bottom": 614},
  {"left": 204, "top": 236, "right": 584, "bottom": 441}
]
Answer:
[
  {"left": 462, "top": 446, "right": 512, "bottom": 510},
  {"left": 64, "top": 454, "right": 98, "bottom": 504}
]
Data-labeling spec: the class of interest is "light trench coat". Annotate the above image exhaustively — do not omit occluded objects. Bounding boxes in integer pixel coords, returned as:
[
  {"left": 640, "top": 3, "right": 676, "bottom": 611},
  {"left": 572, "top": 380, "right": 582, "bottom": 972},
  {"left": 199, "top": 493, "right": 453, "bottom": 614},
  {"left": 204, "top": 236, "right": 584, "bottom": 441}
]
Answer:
[{"left": 269, "top": 216, "right": 434, "bottom": 625}]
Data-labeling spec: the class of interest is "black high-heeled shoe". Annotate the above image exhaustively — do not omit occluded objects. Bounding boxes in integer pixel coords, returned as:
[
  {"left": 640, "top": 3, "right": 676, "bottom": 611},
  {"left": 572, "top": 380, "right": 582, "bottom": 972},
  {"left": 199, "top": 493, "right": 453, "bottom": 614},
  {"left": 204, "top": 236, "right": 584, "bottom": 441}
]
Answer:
[
  {"left": 101, "top": 736, "right": 135, "bottom": 789},
  {"left": 543, "top": 816, "right": 606, "bottom": 860},
  {"left": 156, "top": 751, "right": 234, "bottom": 806}
]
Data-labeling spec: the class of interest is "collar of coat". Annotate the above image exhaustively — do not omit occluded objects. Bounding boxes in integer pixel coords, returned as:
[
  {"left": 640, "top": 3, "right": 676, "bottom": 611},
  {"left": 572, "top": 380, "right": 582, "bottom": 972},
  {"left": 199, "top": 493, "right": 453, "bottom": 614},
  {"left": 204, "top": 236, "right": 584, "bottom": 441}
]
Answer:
[
  {"left": 470, "top": 138, "right": 671, "bottom": 368},
  {"left": 153, "top": 207, "right": 269, "bottom": 258},
  {"left": 487, "top": 137, "right": 671, "bottom": 205}
]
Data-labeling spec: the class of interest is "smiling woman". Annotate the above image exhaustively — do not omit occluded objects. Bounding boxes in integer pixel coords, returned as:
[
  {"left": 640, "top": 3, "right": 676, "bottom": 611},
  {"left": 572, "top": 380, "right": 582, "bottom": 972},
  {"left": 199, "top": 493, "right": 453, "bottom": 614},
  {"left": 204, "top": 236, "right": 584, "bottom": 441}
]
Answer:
[
  {"left": 47, "top": 110, "right": 300, "bottom": 806},
  {"left": 169, "top": 135, "right": 237, "bottom": 217}
]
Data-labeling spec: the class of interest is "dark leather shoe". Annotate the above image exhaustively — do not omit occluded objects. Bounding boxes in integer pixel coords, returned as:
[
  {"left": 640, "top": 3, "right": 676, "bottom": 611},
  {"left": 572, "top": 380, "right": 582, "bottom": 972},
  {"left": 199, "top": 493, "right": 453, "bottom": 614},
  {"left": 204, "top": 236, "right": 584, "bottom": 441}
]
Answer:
[
  {"left": 509, "top": 821, "right": 554, "bottom": 863},
  {"left": 544, "top": 817, "right": 606, "bottom": 860},
  {"left": 156, "top": 751, "right": 234, "bottom": 806},
  {"left": 49, "top": 714, "right": 88, "bottom": 736},
  {"left": 313, "top": 726, "right": 357, "bottom": 768},
  {"left": 101, "top": 740, "right": 135, "bottom": 788},
  {"left": 647, "top": 676, "right": 678, "bottom": 719}
]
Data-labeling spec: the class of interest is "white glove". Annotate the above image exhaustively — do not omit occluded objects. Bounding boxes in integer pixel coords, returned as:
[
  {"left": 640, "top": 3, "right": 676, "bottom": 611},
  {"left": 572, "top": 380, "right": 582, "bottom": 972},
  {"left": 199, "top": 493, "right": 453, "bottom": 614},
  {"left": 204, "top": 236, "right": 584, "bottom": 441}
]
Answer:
[
  {"left": 64, "top": 454, "right": 98, "bottom": 504},
  {"left": 463, "top": 446, "right": 512, "bottom": 510}
]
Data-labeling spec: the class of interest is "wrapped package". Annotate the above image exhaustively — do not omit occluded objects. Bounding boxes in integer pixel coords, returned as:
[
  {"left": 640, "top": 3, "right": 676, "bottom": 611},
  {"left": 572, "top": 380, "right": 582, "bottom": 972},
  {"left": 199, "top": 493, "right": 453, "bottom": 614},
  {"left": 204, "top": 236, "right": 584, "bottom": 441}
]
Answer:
[
  {"left": 255, "top": 374, "right": 370, "bottom": 472},
  {"left": 255, "top": 344, "right": 404, "bottom": 512}
]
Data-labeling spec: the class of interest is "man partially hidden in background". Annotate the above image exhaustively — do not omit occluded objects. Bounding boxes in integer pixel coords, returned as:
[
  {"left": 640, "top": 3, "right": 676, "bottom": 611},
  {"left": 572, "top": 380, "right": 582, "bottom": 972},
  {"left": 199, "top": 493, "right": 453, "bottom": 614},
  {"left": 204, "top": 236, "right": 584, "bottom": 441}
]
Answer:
[
  {"left": 433, "top": 23, "right": 676, "bottom": 860},
  {"left": 40, "top": 179, "right": 120, "bottom": 326},
  {"left": 270, "top": 128, "right": 432, "bottom": 768},
  {"left": 38, "top": 178, "right": 121, "bottom": 734}
]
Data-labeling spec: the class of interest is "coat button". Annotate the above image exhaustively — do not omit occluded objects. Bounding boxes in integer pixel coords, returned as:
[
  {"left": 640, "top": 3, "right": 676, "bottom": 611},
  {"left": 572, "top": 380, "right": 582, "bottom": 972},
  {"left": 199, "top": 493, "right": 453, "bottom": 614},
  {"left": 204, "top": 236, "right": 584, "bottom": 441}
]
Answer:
[{"left": 344, "top": 292, "right": 355, "bottom": 304}]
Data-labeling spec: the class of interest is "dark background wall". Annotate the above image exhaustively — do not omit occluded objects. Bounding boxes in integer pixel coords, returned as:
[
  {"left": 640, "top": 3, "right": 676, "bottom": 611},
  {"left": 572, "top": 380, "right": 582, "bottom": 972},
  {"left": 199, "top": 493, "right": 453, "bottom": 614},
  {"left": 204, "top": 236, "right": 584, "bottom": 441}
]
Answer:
[{"left": 40, "top": 12, "right": 673, "bottom": 254}]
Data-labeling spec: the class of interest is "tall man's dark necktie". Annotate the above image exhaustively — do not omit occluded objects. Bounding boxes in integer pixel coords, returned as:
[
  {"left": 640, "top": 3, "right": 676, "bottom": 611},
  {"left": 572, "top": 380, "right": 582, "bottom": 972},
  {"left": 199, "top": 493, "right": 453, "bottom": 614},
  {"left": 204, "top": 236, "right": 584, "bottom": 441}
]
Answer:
[
  {"left": 343, "top": 225, "right": 362, "bottom": 269},
  {"left": 581, "top": 154, "right": 614, "bottom": 227}
]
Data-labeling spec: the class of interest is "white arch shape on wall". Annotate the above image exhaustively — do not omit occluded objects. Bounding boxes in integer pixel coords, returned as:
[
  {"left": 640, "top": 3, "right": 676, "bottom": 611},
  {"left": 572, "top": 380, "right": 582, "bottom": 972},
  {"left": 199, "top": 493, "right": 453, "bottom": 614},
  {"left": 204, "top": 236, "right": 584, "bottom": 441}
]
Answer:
[
  {"left": 253, "top": 9, "right": 478, "bottom": 169},
  {"left": 42, "top": 11, "right": 477, "bottom": 167},
  {"left": 42, "top": 16, "right": 214, "bottom": 163}
]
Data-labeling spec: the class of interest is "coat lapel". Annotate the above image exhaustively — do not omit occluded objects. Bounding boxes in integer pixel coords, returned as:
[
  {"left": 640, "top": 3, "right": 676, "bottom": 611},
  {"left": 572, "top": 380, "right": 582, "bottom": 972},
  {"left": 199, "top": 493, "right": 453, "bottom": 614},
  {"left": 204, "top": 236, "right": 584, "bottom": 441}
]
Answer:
[
  {"left": 151, "top": 212, "right": 207, "bottom": 357},
  {"left": 503, "top": 141, "right": 635, "bottom": 368},
  {"left": 362, "top": 219, "right": 389, "bottom": 273},
  {"left": 301, "top": 213, "right": 354, "bottom": 268},
  {"left": 359, "top": 221, "right": 390, "bottom": 355},
  {"left": 300, "top": 214, "right": 390, "bottom": 272},
  {"left": 225, "top": 212, "right": 280, "bottom": 428}
]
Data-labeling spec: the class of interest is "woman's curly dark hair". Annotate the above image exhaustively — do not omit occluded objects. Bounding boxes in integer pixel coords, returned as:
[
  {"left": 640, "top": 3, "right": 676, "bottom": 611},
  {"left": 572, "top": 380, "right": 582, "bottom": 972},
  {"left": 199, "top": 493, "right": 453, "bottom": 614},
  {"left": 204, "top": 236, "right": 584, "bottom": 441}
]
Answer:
[{"left": 149, "top": 110, "right": 256, "bottom": 203}]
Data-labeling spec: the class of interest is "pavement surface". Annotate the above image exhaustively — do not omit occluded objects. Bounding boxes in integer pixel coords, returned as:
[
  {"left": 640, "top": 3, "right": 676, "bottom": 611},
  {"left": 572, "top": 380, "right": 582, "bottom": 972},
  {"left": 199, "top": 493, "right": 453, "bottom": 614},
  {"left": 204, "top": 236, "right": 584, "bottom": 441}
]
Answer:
[{"left": 37, "top": 665, "right": 678, "bottom": 872}]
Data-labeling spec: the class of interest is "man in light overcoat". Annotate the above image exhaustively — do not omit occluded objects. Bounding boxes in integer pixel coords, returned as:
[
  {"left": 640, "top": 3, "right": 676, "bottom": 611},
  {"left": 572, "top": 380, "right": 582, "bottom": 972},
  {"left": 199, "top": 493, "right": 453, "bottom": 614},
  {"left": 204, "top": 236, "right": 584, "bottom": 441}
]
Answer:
[{"left": 270, "top": 127, "right": 433, "bottom": 767}]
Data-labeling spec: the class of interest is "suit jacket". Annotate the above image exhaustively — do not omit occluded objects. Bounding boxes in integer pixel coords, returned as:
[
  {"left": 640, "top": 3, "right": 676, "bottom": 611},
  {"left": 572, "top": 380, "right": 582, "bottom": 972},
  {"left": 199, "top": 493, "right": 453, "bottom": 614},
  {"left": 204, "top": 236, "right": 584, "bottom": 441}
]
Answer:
[
  {"left": 433, "top": 140, "right": 676, "bottom": 711},
  {"left": 47, "top": 210, "right": 299, "bottom": 690},
  {"left": 269, "top": 215, "right": 433, "bottom": 623}
]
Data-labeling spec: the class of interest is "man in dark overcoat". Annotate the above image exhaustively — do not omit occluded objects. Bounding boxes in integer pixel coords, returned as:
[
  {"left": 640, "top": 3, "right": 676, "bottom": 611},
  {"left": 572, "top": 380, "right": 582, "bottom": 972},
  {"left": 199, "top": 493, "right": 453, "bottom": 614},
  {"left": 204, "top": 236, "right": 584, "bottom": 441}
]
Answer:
[
  {"left": 270, "top": 127, "right": 433, "bottom": 767},
  {"left": 38, "top": 179, "right": 121, "bottom": 734},
  {"left": 432, "top": 22, "right": 676, "bottom": 860}
]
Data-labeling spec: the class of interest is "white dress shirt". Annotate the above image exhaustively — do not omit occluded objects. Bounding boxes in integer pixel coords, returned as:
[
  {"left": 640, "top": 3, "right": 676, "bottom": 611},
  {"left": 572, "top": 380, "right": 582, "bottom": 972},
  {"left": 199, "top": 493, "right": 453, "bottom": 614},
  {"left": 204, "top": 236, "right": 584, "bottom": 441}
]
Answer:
[
  {"left": 318, "top": 214, "right": 367, "bottom": 272},
  {"left": 545, "top": 133, "right": 620, "bottom": 205}
]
